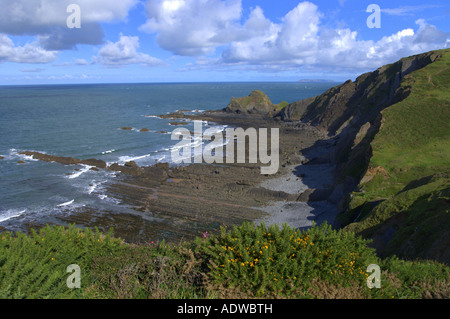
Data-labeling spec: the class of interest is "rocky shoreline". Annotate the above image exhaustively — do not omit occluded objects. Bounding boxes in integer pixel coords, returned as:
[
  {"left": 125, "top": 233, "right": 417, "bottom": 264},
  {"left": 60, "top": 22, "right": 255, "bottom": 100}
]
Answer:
[{"left": 17, "top": 108, "right": 342, "bottom": 244}]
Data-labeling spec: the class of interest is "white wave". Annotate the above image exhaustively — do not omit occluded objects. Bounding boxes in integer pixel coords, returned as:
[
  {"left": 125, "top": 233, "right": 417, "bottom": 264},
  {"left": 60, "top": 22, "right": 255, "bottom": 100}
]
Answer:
[
  {"left": 8, "top": 148, "right": 40, "bottom": 162},
  {"left": 57, "top": 199, "right": 74, "bottom": 207},
  {"left": 87, "top": 182, "right": 99, "bottom": 195},
  {"left": 86, "top": 179, "right": 109, "bottom": 195},
  {"left": 102, "top": 149, "right": 116, "bottom": 155},
  {"left": 67, "top": 165, "right": 92, "bottom": 179},
  {"left": 144, "top": 115, "right": 162, "bottom": 119},
  {"left": 0, "top": 209, "right": 26, "bottom": 223},
  {"left": 155, "top": 155, "right": 167, "bottom": 162},
  {"left": 118, "top": 154, "right": 151, "bottom": 163}
]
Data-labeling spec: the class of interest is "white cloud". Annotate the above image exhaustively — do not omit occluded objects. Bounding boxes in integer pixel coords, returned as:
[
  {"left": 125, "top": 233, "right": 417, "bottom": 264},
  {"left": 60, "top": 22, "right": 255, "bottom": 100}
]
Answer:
[
  {"left": 93, "top": 34, "right": 163, "bottom": 67},
  {"left": 75, "top": 59, "right": 89, "bottom": 65},
  {"left": 0, "top": 0, "right": 139, "bottom": 52},
  {"left": 219, "top": 2, "right": 449, "bottom": 72},
  {"left": 142, "top": 0, "right": 448, "bottom": 73},
  {"left": 140, "top": 0, "right": 243, "bottom": 56},
  {"left": 0, "top": 34, "right": 57, "bottom": 63},
  {"left": 381, "top": 5, "right": 442, "bottom": 16},
  {"left": 0, "top": 0, "right": 138, "bottom": 33}
]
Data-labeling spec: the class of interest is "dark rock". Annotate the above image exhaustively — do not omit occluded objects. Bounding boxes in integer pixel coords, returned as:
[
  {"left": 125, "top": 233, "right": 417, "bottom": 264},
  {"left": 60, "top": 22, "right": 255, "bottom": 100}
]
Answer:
[
  {"left": 120, "top": 127, "right": 133, "bottom": 130},
  {"left": 19, "top": 151, "right": 107, "bottom": 169},
  {"left": 108, "top": 163, "right": 143, "bottom": 176},
  {"left": 297, "top": 189, "right": 315, "bottom": 202},
  {"left": 81, "top": 158, "right": 107, "bottom": 169},
  {"left": 124, "top": 161, "right": 139, "bottom": 168},
  {"left": 140, "top": 128, "right": 150, "bottom": 132},
  {"left": 19, "top": 151, "right": 81, "bottom": 165},
  {"left": 275, "top": 96, "right": 315, "bottom": 121},
  {"left": 142, "top": 165, "right": 168, "bottom": 182}
]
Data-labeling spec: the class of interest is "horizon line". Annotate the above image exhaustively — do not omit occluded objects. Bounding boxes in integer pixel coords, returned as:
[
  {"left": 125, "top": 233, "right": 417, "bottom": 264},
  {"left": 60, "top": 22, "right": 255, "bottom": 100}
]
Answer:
[{"left": 0, "top": 79, "right": 343, "bottom": 88}]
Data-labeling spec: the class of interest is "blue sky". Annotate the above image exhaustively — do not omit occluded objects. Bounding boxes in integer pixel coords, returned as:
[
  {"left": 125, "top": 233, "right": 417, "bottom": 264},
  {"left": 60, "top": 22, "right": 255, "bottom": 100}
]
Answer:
[{"left": 0, "top": 0, "right": 448, "bottom": 85}]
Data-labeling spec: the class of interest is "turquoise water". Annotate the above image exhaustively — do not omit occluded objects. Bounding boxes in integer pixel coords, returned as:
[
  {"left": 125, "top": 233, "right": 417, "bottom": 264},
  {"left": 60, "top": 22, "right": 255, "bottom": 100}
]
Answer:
[{"left": 0, "top": 82, "right": 334, "bottom": 231}]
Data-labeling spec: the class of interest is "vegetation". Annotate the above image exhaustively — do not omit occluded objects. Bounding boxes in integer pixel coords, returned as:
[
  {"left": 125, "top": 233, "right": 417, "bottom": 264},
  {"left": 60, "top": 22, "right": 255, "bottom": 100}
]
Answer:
[
  {"left": 341, "top": 49, "right": 450, "bottom": 265},
  {"left": 1, "top": 222, "right": 449, "bottom": 299}
]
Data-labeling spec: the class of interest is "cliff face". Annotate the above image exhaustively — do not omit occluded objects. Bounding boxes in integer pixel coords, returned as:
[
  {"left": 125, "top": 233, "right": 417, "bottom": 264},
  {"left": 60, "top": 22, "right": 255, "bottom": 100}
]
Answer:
[
  {"left": 276, "top": 50, "right": 445, "bottom": 187},
  {"left": 277, "top": 51, "right": 443, "bottom": 134},
  {"left": 276, "top": 49, "right": 450, "bottom": 265}
]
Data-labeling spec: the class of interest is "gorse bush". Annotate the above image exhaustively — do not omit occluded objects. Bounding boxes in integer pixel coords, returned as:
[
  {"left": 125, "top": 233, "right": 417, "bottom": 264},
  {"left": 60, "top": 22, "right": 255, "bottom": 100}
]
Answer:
[{"left": 195, "top": 222, "right": 379, "bottom": 296}]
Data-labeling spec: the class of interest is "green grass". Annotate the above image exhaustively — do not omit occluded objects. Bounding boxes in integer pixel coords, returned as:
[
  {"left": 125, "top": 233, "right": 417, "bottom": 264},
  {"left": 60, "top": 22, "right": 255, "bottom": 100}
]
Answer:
[
  {"left": 274, "top": 101, "right": 289, "bottom": 110},
  {"left": 343, "top": 49, "right": 450, "bottom": 253},
  {"left": 369, "top": 49, "right": 450, "bottom": 183}
]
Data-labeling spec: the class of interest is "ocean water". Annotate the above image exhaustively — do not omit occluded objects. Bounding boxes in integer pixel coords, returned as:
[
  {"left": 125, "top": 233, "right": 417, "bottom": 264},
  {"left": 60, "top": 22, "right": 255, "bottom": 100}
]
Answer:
[{"left": 0, "top": 82, "right": 334, "bottom": 232}]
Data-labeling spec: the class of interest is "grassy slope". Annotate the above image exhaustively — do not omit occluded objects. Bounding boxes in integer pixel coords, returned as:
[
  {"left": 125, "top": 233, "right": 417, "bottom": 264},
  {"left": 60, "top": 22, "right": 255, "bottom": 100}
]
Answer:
[{"left": 343, "top": 49, "right": 450, "bottom": 264}]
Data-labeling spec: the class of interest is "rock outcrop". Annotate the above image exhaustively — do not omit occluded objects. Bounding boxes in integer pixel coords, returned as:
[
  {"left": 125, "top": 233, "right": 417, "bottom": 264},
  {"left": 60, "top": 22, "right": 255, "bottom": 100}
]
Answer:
[
  {"left": 20, "top": 151, "right": 106, "bottom": 168},
  {"left": 225, "top": 90, "right": 276, "bottom": 114}
]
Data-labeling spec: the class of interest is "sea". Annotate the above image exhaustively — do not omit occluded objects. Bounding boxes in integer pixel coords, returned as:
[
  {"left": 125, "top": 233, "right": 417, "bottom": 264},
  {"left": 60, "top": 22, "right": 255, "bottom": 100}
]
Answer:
[{"left": 0, "top": 82, "right": 335, "bottom": 233}]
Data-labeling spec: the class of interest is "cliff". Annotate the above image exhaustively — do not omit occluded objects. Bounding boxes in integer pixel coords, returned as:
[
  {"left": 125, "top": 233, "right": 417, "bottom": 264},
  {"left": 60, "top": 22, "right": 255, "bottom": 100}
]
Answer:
[{"left": 277, "top": 48, "right": 450, "bottom": 265}]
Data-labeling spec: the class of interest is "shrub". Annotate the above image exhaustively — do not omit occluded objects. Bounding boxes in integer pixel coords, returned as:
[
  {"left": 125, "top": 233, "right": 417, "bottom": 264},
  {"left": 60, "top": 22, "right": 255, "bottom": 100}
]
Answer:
[{"left": 195, "top": 222, "right": 379, "bottom": 297}]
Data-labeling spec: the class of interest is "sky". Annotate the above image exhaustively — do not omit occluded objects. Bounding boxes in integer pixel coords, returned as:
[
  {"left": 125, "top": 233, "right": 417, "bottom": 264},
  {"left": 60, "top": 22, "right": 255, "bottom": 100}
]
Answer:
[{"left": 0, "top": 0, "right": 448, "bottom": 85}]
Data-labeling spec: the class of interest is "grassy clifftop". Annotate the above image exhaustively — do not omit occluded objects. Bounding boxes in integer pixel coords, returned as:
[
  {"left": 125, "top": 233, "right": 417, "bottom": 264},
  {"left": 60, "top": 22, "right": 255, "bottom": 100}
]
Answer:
[{"left": 339, "top": 49, "right": 450, "bottom": 264}]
